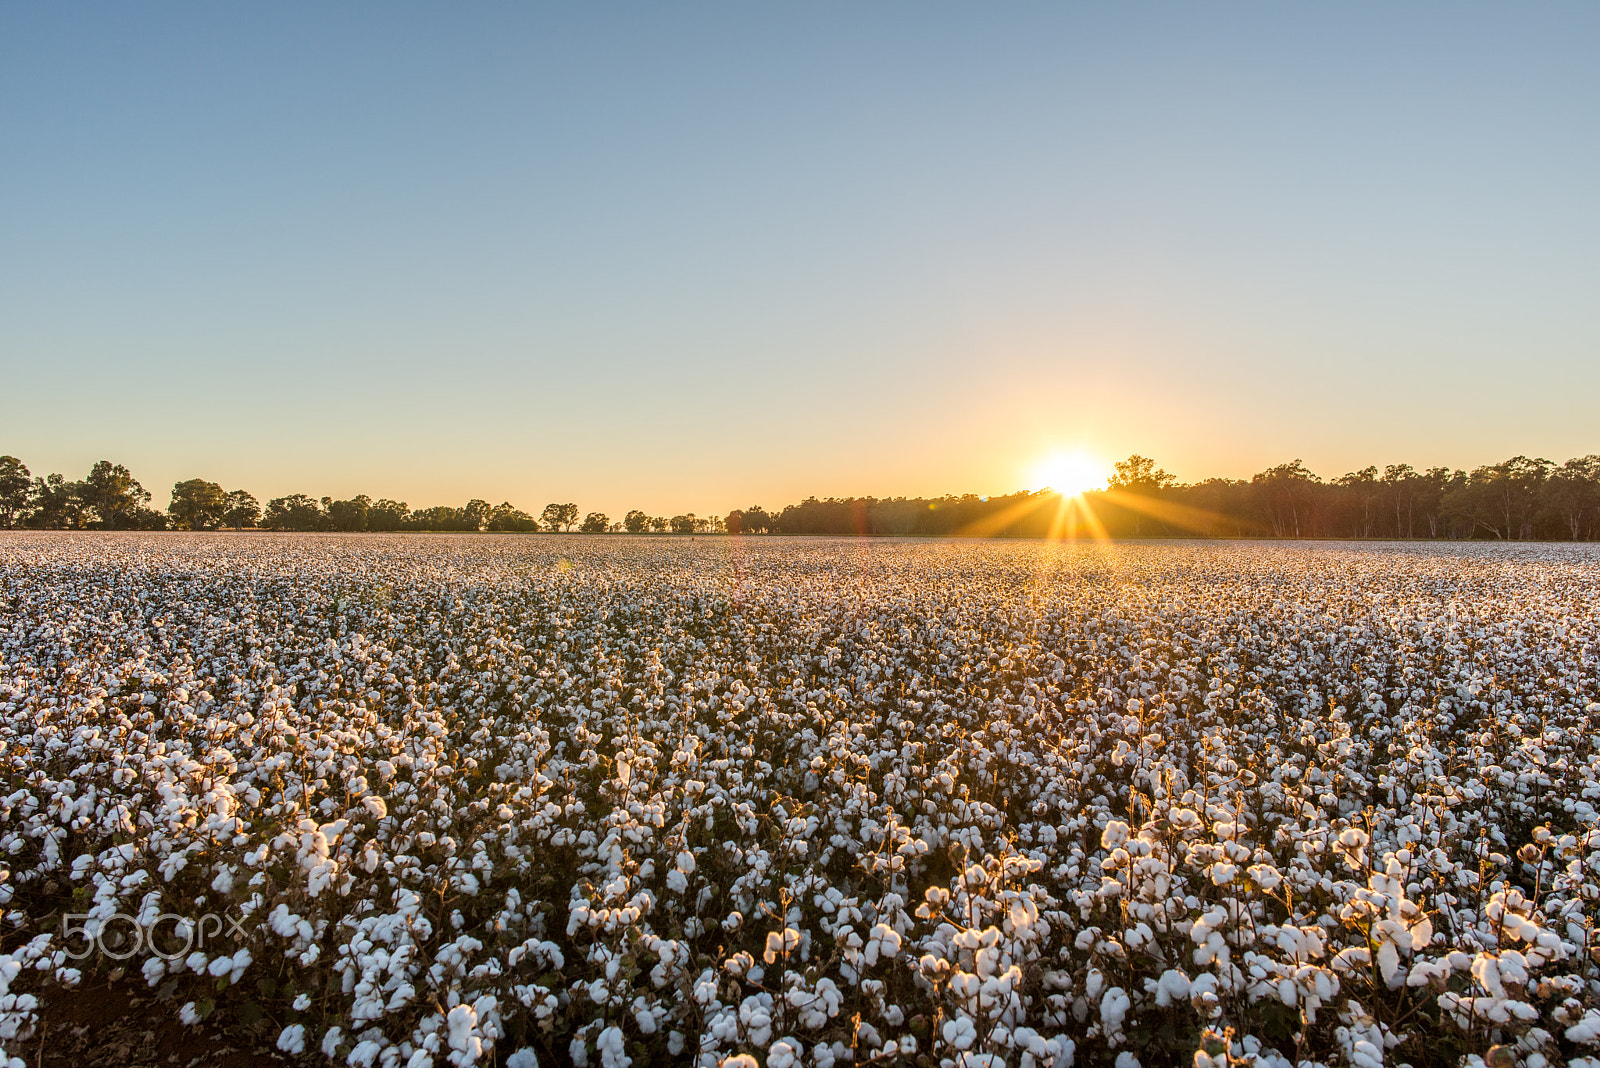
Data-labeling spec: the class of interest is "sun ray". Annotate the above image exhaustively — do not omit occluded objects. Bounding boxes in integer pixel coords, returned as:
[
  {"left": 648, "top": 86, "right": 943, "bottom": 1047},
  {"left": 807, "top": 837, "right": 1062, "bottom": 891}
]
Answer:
[
  {"left": 1098, "top": 488, "right": 1235, "bottom": 537},
  {"left": 954, "top": 491, "right": 1057, "bottom": 538}
]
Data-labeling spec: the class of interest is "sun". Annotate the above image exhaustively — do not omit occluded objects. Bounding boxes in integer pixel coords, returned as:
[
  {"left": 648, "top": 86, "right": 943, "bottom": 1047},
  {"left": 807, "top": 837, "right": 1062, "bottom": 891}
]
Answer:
[{"left": 1029, "top": 451, "right": 1107, "bottom": 496}]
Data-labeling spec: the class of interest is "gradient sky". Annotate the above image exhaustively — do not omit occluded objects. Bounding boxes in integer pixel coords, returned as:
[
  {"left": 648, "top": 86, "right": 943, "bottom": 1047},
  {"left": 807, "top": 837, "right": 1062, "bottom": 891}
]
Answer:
[{"left": 4, "top": 4, "right": 1597, "bottom": 519}]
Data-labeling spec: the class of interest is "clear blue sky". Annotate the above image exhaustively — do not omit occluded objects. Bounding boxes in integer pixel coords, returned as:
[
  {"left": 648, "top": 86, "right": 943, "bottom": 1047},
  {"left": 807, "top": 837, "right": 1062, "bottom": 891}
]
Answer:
[{"left": 3, "top": 4, "right": 1596, "bottom": 517}]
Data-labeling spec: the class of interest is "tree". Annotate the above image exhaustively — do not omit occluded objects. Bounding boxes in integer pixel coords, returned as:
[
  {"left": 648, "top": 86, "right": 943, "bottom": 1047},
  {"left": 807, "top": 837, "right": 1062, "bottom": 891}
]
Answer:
[
  {"left": 669, "top": 514, "right": 696, "bottom": 534},
  {"left": 725, "top": 509, "right": 745, "bottom": 535},
  {"left": 580, "top": 511, "right": 609, "bottom": 533},
  {"left": 326, "top": 495, "right": 372, "bottom": 532},
  {"left": 624, "top": 509, "right": 650, "bottom": 534},
  {"left": 541, "top": 502, "right": 578, "bottom": 532},
  {"left": 168, "top": 479, "right": 228, "bottom": 530},
  {"left": 1546, "top": 456, "right": 1599, "bottom": 540},
  {"left": 262, "top": 494, "right": 325, "bottom": 531},
  {"left": 223, "top": 490, "right": 260, "bottom": 530},
  {"left": 743, "top": 505, "right": 773, "bottom": 534},
  {"left": 1108, "top": 455, "right": 1175, "bottom": 492},
  {"left": 368, "top": 500, "right": 410, "bottom": 531},
  {"left": 1107, "top": 457, "right": 1176, "bottom": 535},
  {"left": 410, "top": 505, "right": 471, "bottom": 530},
  {"left": 1380, "top": 464, "right": 1419, "bottom": 539},
  {"left": 80, "top": 460, "right": 150, "bottom": 528},
  {"left": 29, "top": 474, "right": 83, "bottom": 529},
  {"left": 488, "top": 502, "right": 537, "bottom": 532},
  {"left": 1419, "top": 467, "right": 1457, "bottom": 538},
  {"left": 1447, "top": 457, "right": 1552, "bottom": 540},
  {"left": 131, "top": 506, "right": 170, "bottom": 530},
  {"left": 1334, "top": 466, "right": 1379, "bottom": 539},
  {"left": 649, "top": 516, "right": 668, "bottom": 533},
  {"left": 0, "top": 456, "right": 31, "bottom": 529},
  {"left": 459, "top": 499, "right": 492, "bottom": 532},
  {"left": 1250, "top": 460, "right": 1320, "bottom": 538}
]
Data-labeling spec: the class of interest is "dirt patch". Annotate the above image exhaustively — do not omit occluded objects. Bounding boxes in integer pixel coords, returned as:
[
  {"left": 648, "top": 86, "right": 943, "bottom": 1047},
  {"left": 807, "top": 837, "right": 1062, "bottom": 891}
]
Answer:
[{"left": 21, "top": 977, "right": 313, "bottom": 1068}]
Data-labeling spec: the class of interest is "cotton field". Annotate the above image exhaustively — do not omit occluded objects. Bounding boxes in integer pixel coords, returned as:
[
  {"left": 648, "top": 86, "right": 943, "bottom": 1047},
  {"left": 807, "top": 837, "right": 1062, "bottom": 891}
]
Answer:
[{"left": 3, "top": 534, "right": 1600, "bottom": 1068}]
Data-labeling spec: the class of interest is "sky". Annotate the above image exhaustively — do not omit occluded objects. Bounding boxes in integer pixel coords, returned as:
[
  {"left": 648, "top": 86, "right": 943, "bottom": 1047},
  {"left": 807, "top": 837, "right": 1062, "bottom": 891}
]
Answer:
[{"left": 3, "top": 4, "right": 1597, "bottom": 519}]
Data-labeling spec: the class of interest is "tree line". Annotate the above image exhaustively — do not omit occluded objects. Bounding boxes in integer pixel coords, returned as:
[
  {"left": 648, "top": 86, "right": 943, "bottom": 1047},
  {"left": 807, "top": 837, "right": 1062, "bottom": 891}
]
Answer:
[
  {"left": 751, "top": 453, "right": 1600, "bottom": 540},
  {"left": 2, "top": 451, "right": 1596, "bottom": 539},
  {"left": 0, "top": 455, "right": 720, "bottom": 534}
]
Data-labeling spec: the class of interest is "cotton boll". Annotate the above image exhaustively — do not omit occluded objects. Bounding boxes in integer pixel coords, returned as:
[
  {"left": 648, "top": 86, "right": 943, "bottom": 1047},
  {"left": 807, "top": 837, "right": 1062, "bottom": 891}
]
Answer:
[
  {"left": 277, "top": 1024, "right": 307, "bottom": 1054},
  {"left": 1100, "top": 987, "right": 1131, "bottom": 1045},
  {"left": 768, "top": 1039, "right": 801, "bottom": 1068}
]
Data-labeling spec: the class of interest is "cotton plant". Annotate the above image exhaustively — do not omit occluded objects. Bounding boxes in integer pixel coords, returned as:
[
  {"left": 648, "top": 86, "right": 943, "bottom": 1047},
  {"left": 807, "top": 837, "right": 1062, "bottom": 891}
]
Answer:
[{"left": 3, "top": 534, "right": 1600, "bottom": 1065}]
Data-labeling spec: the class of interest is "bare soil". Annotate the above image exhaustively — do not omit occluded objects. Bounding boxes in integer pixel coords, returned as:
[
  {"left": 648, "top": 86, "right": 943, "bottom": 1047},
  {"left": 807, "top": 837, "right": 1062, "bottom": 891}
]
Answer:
[{"left": 22, "top": 977, "right": 313, "bottom": 1068}]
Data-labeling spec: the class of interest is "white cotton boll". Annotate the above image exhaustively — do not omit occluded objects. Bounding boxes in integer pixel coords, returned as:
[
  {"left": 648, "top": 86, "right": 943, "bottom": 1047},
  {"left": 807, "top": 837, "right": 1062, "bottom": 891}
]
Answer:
[
  {"left": 294, "top": 993, "right": 313, "bottom": 1011},
  {"left": 1471, "top": 955, "right": 1506, "bottom": 1000},
  {"left": 348, "top": 1040, "right": 382, "bottom": 1068},
  {"left": 1567, "top": 1009, "right": 1600, "bottom": 1044},
  {"left": 362, "top": 796, "right": 387, "bottom": 819},
  {"left": 942, "top": 1016, "right": 977, "bottom": 1051},
  {"left": 763, "top": 928, "right": 799, "bottom": 964},
  {"left": 1115, "top": 1053, "right": 1140, "bottom": 1068},
  {"left": 597, "top": 1025, "right": 630, "bottom": 1068},
  {"left": 505, "top": 1051, "right": 539, "bottom": 1068},
  {"left": 1247, "top": 863, "right": 1281, "bottom": 890},
  {"left": 865, "top": 923, "right": 901, "bottom": 966},
  {"left": 277, "top": 1024, "right": 307, "bottom": 1054},
  {"left": 1101, "top": 987, "right": 1131, "bottom": 1044},
  {"left": 676, "top": 851, "right": 695, "bottom": 874},
  {"left": 323, "top": 1027, "right": 345, "bottom": 1057},
  {"left": 141, "top": 956, "right": 165, "bottom": 986},
  {"left": 1153, "top": 969, "right": 1191, "bottom": 1008},
  {"left": 1101, "top": 821, "right": 1131, "bottom": 850},
  {"left": 179, "top": 1002, "right": 201, "bottom": 1026},
  {"left": 719, "top": 1058, "right": 759, "bottom": 1068},
  {"left": 768, "top": 1038, "right": 801, "bottom": 1068},
  {"left": 1376, "top": 941, "right": 1401, "bottom": 984}
]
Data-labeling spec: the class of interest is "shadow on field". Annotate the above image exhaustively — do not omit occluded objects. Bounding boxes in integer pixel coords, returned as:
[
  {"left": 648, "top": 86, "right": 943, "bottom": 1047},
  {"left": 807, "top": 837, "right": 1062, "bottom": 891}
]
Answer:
[{"left": 26, "top": 978, "right": 314, "bottom": 1068}]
